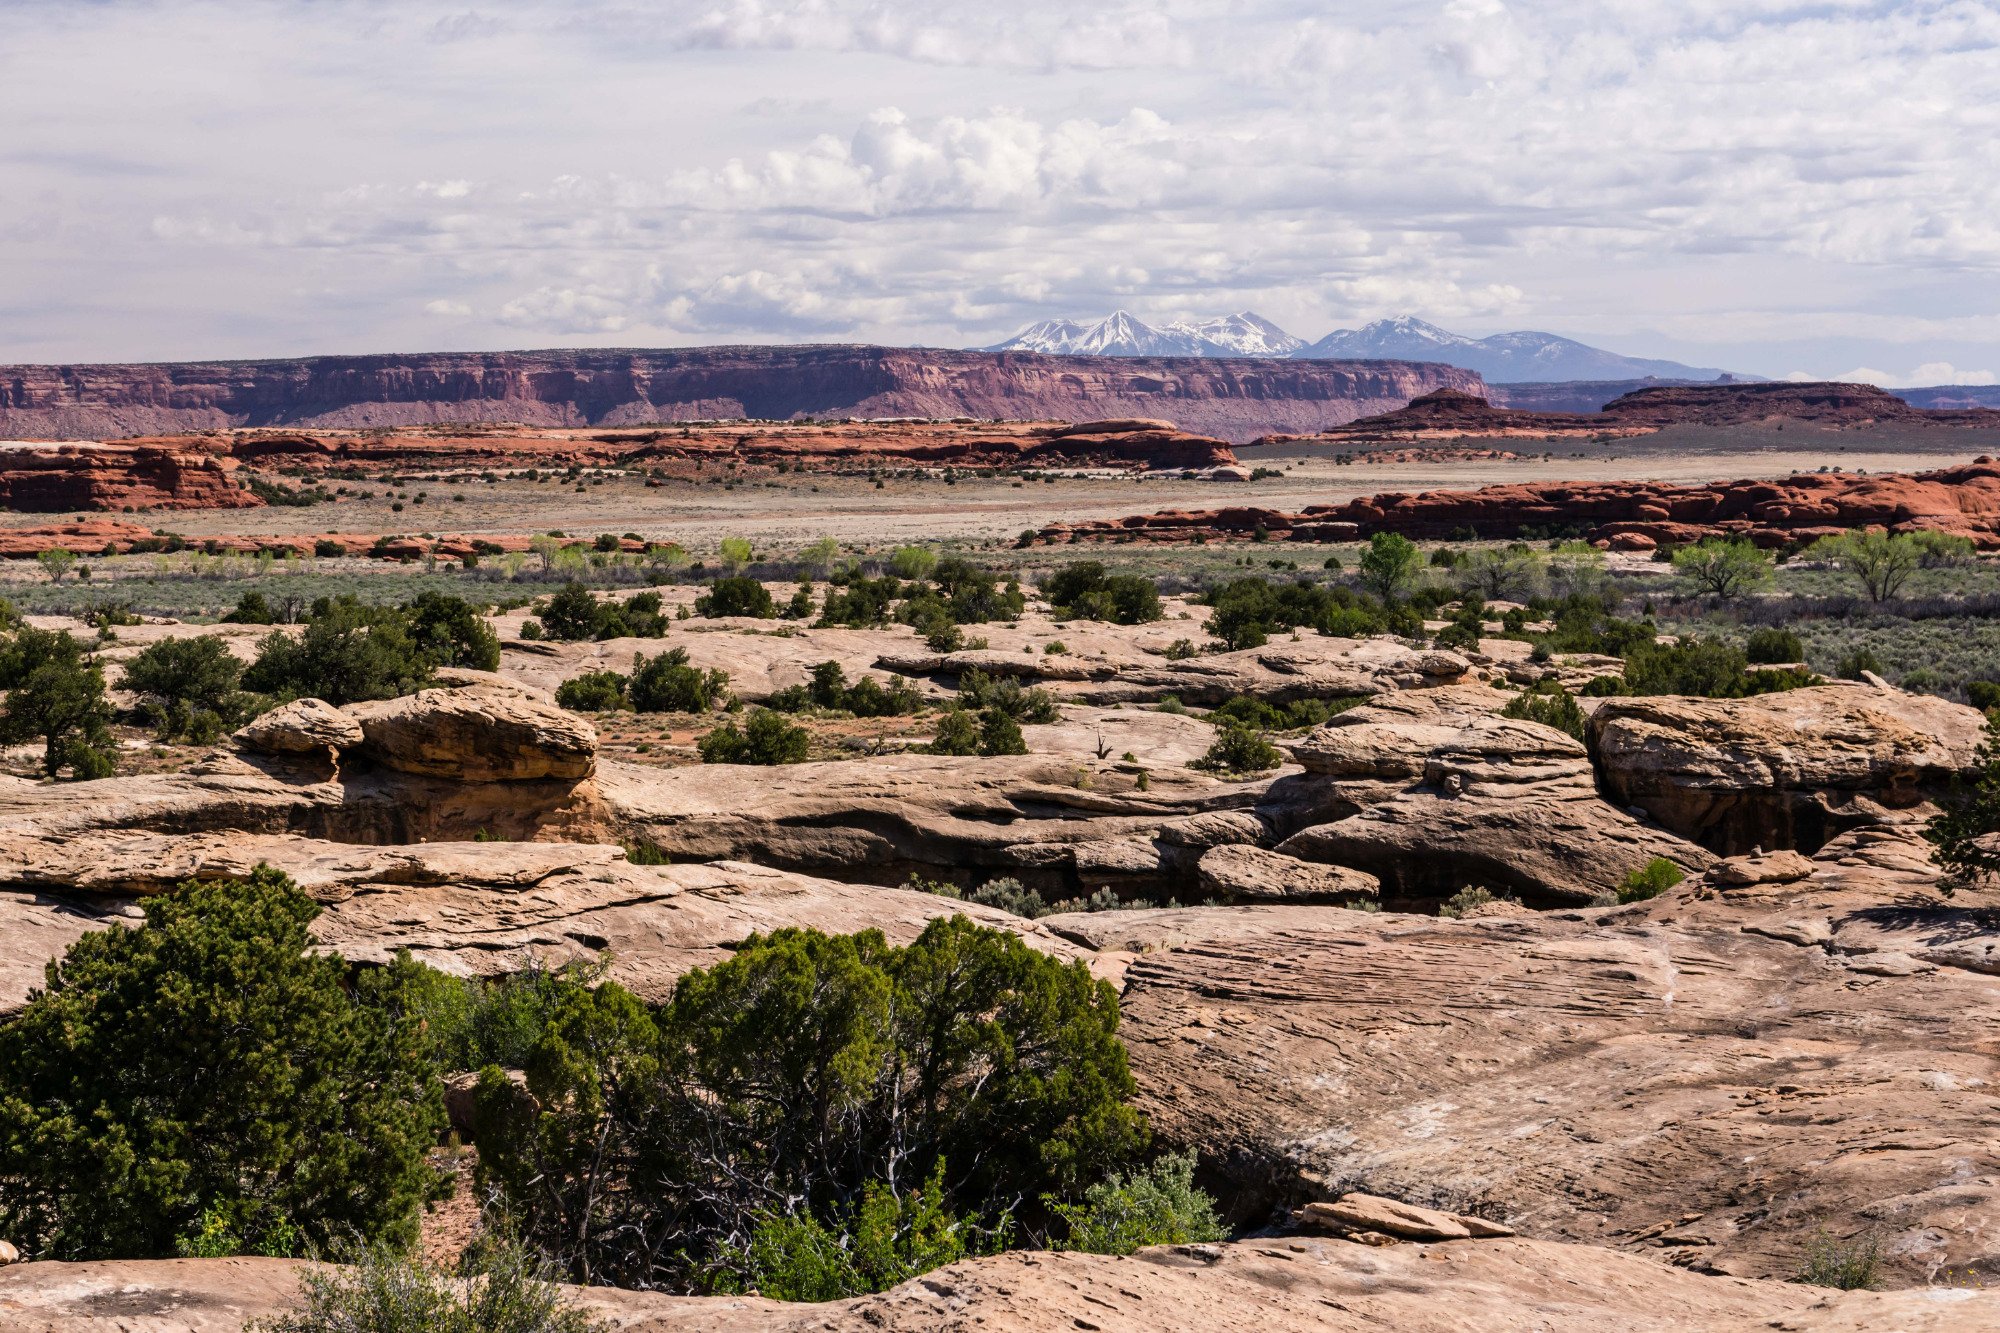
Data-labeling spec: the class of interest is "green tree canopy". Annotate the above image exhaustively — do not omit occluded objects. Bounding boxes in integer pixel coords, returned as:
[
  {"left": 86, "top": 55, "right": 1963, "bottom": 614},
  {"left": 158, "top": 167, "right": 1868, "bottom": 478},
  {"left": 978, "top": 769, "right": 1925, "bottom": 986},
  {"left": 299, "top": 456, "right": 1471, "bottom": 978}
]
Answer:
[
  {"left": 0, "top": 627, "right": 116, "bottom": 779},
  {"left": 0, "top": 868, "right": 446, "bottom": 1259}
]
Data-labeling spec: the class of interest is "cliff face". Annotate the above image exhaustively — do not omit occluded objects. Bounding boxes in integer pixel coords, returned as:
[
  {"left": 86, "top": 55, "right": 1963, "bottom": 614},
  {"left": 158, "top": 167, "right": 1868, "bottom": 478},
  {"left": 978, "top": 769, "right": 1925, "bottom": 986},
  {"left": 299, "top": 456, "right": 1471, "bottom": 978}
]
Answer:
[
  {"left": 0, "top": 443, "right": 257, "bottom": 513},
  {"left": 0, "top": 346, "right": 1484, "bottom": 444}
]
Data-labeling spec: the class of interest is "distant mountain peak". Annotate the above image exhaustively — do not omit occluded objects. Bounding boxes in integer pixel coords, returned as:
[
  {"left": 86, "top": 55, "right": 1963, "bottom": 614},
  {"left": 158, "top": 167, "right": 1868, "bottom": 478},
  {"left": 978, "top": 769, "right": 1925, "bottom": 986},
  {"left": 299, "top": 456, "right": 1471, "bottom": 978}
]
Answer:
[{"left": 985, "top": 310, "right": 1753, "bottom": 382}]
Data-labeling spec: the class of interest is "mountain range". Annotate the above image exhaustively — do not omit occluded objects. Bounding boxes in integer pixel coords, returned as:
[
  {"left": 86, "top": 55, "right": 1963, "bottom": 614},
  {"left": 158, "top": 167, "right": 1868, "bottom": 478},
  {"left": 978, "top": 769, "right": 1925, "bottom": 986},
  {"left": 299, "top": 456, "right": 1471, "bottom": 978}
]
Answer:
[{"left": 987, "top": 312, "right": 1751, "bottom": 383}]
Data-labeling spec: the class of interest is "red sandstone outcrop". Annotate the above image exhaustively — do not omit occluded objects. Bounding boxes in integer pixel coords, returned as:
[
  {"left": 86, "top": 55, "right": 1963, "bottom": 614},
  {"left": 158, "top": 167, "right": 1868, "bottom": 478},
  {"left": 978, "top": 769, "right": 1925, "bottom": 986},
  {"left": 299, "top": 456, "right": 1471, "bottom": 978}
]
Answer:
[
  {"left": 1039, "top": 459, "right": 2000, "bottom": 548},
  {"left": 1268, "top": 381, "right": 2000, "bottom": 449},
  {"left": 0, "top": 442, "right": 256, "bottom": 512},
  {"left": 0, "top": 346, "right": 1483, "bottom": 445}
]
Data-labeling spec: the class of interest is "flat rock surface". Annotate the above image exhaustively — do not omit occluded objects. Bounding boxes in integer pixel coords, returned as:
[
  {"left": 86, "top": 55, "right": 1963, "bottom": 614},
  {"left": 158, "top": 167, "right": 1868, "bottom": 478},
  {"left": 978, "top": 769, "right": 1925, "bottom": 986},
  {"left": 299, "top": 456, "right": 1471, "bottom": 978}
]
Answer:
[
  {"left": 348, "top": 682, "right": 598, "bottom": 782},
  {"left": 1110, "top": 902, "right": 2000, "bottom": 1285},
  {"left": 4, "top": 1238, "right": 1996, "bottom": 1332}
]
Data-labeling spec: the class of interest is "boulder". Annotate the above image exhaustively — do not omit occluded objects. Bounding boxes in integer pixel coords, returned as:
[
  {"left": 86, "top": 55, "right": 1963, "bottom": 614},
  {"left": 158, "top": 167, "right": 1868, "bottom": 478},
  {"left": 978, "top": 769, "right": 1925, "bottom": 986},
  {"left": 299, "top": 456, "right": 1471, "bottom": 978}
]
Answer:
[
  {"left": 348, "top": 683, "right": 597, "bottom": 782},
  {"left": 1293, "top": 1194, "right": 1487, "bottom": 1242},
  {"left": 232, "top": 698, "right": 363, "bottom": 755},
  {"left": 1274, "top": 702, "right": 1711, "bottom": 903},
  {"left": 1589, "top": 684, "right": 1986, "bottom": 854},
  {"left": 1196, "top": 844, "right": 1378, "bottom": 904}
]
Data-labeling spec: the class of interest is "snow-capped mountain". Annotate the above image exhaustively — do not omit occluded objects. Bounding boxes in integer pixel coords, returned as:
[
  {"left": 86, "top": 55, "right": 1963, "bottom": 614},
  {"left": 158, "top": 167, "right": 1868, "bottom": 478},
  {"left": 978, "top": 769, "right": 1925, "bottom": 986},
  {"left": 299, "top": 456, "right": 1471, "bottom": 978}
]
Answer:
[
  {"left": 986, "top": 310, "right": 1304, "bottom": 359},
  {"left": 1292, "top": 317, "right": 1746, "bottom": 383},
  {"left": 984, "top": 311, "right": 1750, "bottom": 382}
]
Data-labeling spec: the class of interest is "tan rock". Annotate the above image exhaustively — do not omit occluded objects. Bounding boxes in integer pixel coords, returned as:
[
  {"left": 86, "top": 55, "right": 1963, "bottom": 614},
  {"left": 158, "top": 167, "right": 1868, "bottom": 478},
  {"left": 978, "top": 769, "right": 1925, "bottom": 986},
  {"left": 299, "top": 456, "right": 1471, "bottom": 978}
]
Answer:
[
  {"left": 1297, "top": 1194, "right": 1472, "bottom": 1241},
  {"left": 1589, "top": 684, "right": 1986, "bottom": 854},
  {"left": 5, "top": 1237, "right": 1998, "bottom": 1331},
  {"left": 0, "top": 1239, "right": 17, "bottom": 1265},
  {"left": 349, "top": 683, "right": 597, "bottom": 782},
  {"left": 1196, "top": 844, "right": 1378, "bottom": 903},
  {"left": 1709, "top": 849, "right": 1815, "bottom": 888},
  {"left": 232, "top": 698, "right": 362, "bottom": 755}
]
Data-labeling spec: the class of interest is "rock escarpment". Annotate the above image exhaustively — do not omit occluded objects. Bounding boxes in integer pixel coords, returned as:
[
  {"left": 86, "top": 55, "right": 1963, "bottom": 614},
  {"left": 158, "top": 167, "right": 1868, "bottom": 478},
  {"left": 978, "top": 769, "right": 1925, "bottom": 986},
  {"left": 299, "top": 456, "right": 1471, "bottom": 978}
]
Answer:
[
  {"left": 0, "top": 345, "right": 1483, "bottom": 444},
  {"left": 0, "top": 442, "right": 258, "bottom": 512},
  {"left": 1039, "top": 458, "right": 2000, "bottom": 548}
]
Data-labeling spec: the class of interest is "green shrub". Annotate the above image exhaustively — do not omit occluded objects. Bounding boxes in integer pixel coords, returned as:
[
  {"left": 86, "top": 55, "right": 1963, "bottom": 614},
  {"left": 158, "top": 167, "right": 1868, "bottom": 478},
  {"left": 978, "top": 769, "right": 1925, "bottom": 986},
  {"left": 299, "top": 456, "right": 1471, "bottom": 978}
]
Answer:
[
  {"left": 1969, "top": 680, "right": 2000, "bottom": 712},
  {"left": 0, "top": 627, "right": 116, "bottom": 779},
  {"left": 627, "top": 648, "right": 728, "bottom": 713},
  {"left": 1191, "top": 722, "right": 1284, "bottom": 775},
  {"left": 819, "top": 574, "right": 903, "bottom": 628},
  {"left": 957, "top": 669, "right": 1061, "bottom": 723},
  {"left": 1795, "top": 1228, "right": 1882, "bottom": 1290},
  {"left": 1616, "top": 857, "right": 1684, "bottom": 903},
  {"left": 256, "top": 1234, "right": 604, "bottom": 1333},
  {"left": 698, "top": 708, "right": 809, "bottom": 764},
  {"left": 1199, "top": 577, "right": 1412, "bottom": 651},
  {"left": 473, "top": 919, "right": 1146, "bottom": 1289},
  {"left": 242, "top": 598, "right": 435, "bottom": 705},
  {"left": 1050, "top": 1152, "right": 1223, "bottom": 1255},
  {"left": 1499, "top": 682, "right": 1586, "bottom": 740},
  {"left": 1927, "top": 714, "right": 2000, "bottom": 892},
  {"left": 1438, "top": 885, "right": 1504, "bottom": 918},
  {"left": 401, "top": 592, "right": 500, "bottom": 671},
  {"left": 555, "top": 671, "right": 628, "bottom": 712},
  {"left": 1206, "top": 694, "right": 1365, "bottom": 732},
  {"left": 313, "top": 540, "right": 347, "bottom": 559},
  {"left": 925, "top": 706, "right": 1026, "bottom": 756},
  {"left": 770, "top": 661, "right": 924, "bottom": 717},
  {"left": 222, "top": 591, "right": 279, "bottom": 625},
  {"left": 121, "top": 635, "right": 249, "bottom": 742},
  {"left": 696, "top": 576, "right": 776, "bottom": 619},
  {"left": 1043, "top": 563, "right": 1164, "bottom": 625},
  {"left": 0, "top": 869, "right": 446, "bottom": 1260},
  {"left": 1744, "top": 627, "right": 1805, "bottom": 665}
]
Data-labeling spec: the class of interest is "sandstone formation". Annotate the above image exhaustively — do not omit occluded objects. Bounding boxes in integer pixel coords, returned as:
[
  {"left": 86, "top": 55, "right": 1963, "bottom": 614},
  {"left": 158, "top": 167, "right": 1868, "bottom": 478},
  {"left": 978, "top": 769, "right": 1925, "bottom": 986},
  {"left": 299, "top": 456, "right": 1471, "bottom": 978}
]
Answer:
[
  {"left": 1039, "top": 458, "right": 2000, "bottom": 549},
  {"left": 0, "top": 442, "right": 257, "bottom": 512},
  {"left": 1195, "top": 844, "right": 1380, "bottom": 904},
  {"left": 1272, "top": 701, "right": 1714, "bottom": 902},
  {"left": 0, "top": 346, "right": 1483, "bottom": 444},
  {"left": 345, "top": 681, "right": 598, "bottom": 782},
  {"left": 4, "top": 1236, "right": 1994, "bottom": 1332},
  {"left": 1589, "top": 683, "right": 1988, "bottom": 854},
  {"left": 1258, "top": 387, "right": 1642, "bottom": 446}
]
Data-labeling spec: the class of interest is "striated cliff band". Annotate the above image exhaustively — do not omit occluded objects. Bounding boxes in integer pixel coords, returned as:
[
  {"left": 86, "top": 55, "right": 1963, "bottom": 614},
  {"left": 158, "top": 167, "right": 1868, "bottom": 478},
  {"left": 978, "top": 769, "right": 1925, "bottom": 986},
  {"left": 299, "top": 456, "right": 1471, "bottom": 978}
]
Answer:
[{"left": 0, "top": 345, "right": 1483, "bottom": 444}]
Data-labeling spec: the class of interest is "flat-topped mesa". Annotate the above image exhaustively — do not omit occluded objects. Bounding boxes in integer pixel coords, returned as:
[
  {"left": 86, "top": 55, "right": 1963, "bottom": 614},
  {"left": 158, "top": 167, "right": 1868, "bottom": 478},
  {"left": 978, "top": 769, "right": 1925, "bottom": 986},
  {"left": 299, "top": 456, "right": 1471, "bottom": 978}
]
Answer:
[
  {"left": 1263, "top": 380, "right": 2000, "bottom": 448},
  {"left": 0, "top": 441, "right": 258, "bottom": 512},
  {"left": 0, "top": 345, "right": 1485, "bottom": 444},
  {"left": 1037, "top": 458, "right": 2000, "bottom": 549}
]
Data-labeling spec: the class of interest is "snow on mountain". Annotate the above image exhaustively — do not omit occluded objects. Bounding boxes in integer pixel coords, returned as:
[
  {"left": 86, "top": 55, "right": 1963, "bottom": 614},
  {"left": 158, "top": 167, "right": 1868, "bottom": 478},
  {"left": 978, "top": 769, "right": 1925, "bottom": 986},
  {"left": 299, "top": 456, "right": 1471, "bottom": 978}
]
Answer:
[
  {"left": 1293, "top": 318, "right": 1748, "bottom": 383},
  {"left": 986, "top": 310, "right": 1301, "bottom": 358},
  {"left": 985, "top": 311, "right": 1751, "bottom": 382}
]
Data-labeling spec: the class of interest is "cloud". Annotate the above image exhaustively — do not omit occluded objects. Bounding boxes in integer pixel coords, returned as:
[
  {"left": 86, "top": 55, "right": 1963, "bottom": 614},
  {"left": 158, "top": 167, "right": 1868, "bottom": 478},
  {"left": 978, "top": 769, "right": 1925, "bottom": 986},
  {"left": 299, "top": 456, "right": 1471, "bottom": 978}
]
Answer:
[
  {"left": 1833, "top": 362, "right": 1999, "bottom": 389},
  {"left": 0, "top": 0, "right": 1997, "bottom": 373}
]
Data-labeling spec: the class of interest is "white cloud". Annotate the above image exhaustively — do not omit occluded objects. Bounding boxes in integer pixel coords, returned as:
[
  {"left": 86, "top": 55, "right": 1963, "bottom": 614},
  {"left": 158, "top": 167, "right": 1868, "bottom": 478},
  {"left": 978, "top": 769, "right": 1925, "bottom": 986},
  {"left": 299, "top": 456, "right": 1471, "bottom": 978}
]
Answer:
[
  {"left": 0, "top": 0, "right": 1997, "bottom": 376},
  {"left": 1835, "top": 362, "right": 1999, "bottom": 389}
]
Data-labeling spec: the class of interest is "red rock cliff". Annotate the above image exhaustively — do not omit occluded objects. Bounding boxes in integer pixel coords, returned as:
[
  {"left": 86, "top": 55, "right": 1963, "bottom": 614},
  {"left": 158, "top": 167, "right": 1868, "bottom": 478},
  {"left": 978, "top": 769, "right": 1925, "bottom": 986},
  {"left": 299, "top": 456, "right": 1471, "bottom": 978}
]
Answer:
[
  {"left": 0, "top": 443, "right": 258, "bottom": 512},
  {"left": 0, "top": 346, "right": 1484, "bottom": 445}
]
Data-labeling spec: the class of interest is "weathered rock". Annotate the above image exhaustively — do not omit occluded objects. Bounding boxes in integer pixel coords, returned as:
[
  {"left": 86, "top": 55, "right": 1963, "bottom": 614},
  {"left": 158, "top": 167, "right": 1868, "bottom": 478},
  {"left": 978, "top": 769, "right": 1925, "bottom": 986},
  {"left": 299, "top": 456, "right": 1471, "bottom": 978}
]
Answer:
[
  {"left": 1196, "top": 844, "right": 1378, "bottom": 904},
  {"left": 1589, "top": 684, "right": 1986, "bottom": 854},
  {"left": 1294, "top": 1193, "right": 1493, "bottom": 1241},
  {"left": 0, "top": 834, "right": 1077, "bottom": 1012},
  {"left": 348, "top": 683, "right": 597, "bottom": 782},
  {"left": 1709, "top": 849, "right": 1816, "bottom": 888},
  {"left": 233, "top": 698, "right": 363, "bottom": 755},
  {"left": 1274, "top": 703, "right": 1711, "bottom": 903},
  {"left": 1110, "top": 904, "right": 2000, "bottom": 1286},
  {"left": 5, "top": 1237, "right": 1996, "bottom": 1331}
]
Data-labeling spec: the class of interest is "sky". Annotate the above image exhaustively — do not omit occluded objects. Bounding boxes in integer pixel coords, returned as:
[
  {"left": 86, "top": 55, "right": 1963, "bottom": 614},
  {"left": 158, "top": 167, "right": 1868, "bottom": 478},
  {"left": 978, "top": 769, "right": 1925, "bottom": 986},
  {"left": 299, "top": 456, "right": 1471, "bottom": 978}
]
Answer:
[{"left": 3, "top": 0, "right": 1998, "bottom": 384}]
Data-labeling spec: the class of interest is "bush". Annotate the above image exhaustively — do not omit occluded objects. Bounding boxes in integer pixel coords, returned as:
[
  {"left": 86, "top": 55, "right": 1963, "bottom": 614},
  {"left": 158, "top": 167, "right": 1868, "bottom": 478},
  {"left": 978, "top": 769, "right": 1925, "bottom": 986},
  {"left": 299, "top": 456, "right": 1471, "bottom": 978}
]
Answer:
[
  {"left": 925, "top": 706, "right": 1025, "bottom": 756},
  {"left": 1806, "top": 530, "right": 1923, "bottom": 602},
  {"left": 1499, "top": 682, "right": 1586, "bottom": 740},
  {"left": 627, "top": 648, "right": 728, "bottom": 713},
  {"left": 222, "top": 591, "right": 278, "bottom": 625},
  {"left": 1200, "top": 577, "right": 1412, "bottom": 651},
  {"left": 1744, "top": 627, "right": 1804, "bottom": 664},
  {"left": 1616, "top": 857, "right": 1684, "bottom": 903},
  {"left": 1043, "top": 563, "right": 1163, "bottom": 625},
  {"left": 313, "top": 539, "right": 347, "bottom": 559},
  {"left": 957, "top": 669, "right": 1060, "bottom": 724},
  {"left": 243, "top": 598, "right": 432, "bottom": 705},
  {"left": 1620, "top": 637, "right": 1816, "bottom": 699},
  {"left": 698, "top": 708, "right": 810, "bottom": 764},
  {"left": 1927, "top": 714, "right": 2000, "bottom": 891},
  {"left": 0, "top": 627, "right": 117, "bottom": 779},
  {"left": 1191, "top": 722, "right": 1284, "bottom": 775},
  {"left": 1438, "top": 885, "right": 1501, "bottom": 918},
  {"left": 696, "top": 576, "right": 776, "bottom": 619},
  {"left": 555, "top": 671, "right": 628, "bottom": 712},
  {"left": 819, "top": 575, "right": 902, "bottom": 628},
  {"left": 403, "top": 592, "right": 500, "bottom": 671},
  {"left": 1050, "top": 1152, "right": 1223, "bottom": 1255},
  {"left": 256, "top": 1235, "right": 604, "bottom": 1333},
  {"left": 1358, "top": 532, "right": 1421, "bottom": 601},
  {"left": 769, "top": 661, "right": 924, "bottom": 717},
  {"left": 1206, "top": 694, "right": 1365, "bottom": 731},
  {"left": 536, "top": 583, "right": 604, "bottom": 641},
  {"left": 121, "top": 635, "right": 249, "bottom": 742},
  {"left": 473, "top": 919, "right": 1146, "bottom": 1289},
  {"left": 0, "top": 869, "right": 446, "bottom": 1259},
  {"left": 1795, "top": 1228, "right": 1882, "bottom": 1291}
]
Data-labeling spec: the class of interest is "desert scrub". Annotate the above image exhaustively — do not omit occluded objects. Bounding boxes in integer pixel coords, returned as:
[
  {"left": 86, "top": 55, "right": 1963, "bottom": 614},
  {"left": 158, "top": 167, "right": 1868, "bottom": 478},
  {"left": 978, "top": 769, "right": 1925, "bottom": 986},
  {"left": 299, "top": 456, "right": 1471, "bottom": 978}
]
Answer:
[
  {"left": 1191, "top": 722, "right": 1284, "bottom": 775},
  {"left": 1794, "top": 1228, "right": 1881, "bottom": 1290},
  {"left": 698, "top": 708, "right": 809, "bottom": 764},
  {"left": 254, "top": 1235, "right": 603, "bottom": 1333},
  {"left": 1616, "top": 857, "right": 1685, "bottom": 903},
  {"left": 1050, "top": 1152, "right": 1224, "bottom": 1255},
  {"left": 1438, "top": 885, "right": 1518, "bottom": 918},
  {"left": 1498, "top": 682, "right": 1586, "bottom": 740}
]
